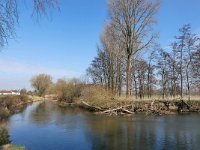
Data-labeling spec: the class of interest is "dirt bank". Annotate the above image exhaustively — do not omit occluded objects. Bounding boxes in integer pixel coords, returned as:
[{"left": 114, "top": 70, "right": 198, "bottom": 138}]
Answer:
[{"left": 77, "top": 100, "right": 200, "bottom": 115}]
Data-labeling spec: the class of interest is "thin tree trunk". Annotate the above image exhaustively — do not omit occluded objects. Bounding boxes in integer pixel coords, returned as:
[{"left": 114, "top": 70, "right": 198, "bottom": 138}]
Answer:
[
  {"left": 133, "top": 72, "right": 138, "bottom": 99},
  {"left": 186, "top": 69, "right": 190, "bottom": 101},
  {"left": 126, "top": 54, "right": 132, "bottom": 97}
]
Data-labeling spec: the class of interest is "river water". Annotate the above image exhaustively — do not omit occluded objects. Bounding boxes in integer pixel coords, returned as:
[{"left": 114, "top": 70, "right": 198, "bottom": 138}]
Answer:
[{"left": 6, "top": 101, "right": 200, "bottom": 150}]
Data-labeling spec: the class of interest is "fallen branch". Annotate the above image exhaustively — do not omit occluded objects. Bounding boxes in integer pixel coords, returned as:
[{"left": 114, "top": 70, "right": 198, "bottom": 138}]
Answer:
[
  {"left": 81, "top": 101, "right": 103, "bottom": 111},
  {"left": 103, "top": 107, "right": 122, "bottom": 113},
  {"left": 102, "top": 107, "right": 134, "bottom": 114},
  {"left": 121, "top": 108, "right": 134, "bottom": 114}
]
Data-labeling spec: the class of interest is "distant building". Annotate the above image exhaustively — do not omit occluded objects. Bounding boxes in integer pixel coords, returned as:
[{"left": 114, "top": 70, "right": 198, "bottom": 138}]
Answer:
[{"left": 0, "top": 90, "right": 20, "bottom": 95}]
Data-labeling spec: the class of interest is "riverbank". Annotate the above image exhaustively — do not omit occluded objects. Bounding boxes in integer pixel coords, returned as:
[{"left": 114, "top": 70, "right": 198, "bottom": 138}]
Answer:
[
  {"left": 0, "top": 144, "right": 24, "bottom": 150},
  {"left": 0, "top": 95, "right": 30, "bottom": 121},
  {"left": 0, "top": 95, "right": 44, "bottom": 121},
  {"left": 0, "top": 95, "right": 44, "bottom": 149},
  {"left": 75, "top": 99, "right": 200, "bottom": 115}
]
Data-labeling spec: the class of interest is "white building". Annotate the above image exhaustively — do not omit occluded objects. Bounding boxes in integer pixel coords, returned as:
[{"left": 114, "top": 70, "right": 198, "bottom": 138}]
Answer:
[{"left": 0, "top": 90, "right": 20, "bottom": 95}]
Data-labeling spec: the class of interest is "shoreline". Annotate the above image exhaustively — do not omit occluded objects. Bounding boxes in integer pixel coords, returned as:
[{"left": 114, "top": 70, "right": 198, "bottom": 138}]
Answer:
[
  {"left": 0, "top": 95, "right": 45, "bottom": 122},
  {"left": 57, "top": 99, "right": 200, "bottom": 116},
  {"left": 0, "top": 95, "right": 44, "bottom": 150}
]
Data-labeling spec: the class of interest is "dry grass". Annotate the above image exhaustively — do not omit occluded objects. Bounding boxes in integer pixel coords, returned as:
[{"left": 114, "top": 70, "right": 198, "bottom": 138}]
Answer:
[
  {"left": 0, "top": 95, "right": 30, "bottom": 121},
  {"left": 81, "top": 86, "right": 135, "bottom": 108},
  {"left": 81, "top": 87, "right": 200, "bottom": 109}
]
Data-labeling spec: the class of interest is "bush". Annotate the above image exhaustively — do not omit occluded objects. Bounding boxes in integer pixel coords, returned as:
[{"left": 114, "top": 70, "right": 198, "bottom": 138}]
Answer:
[
  {"left": 0, "top": 95, "right": 30, "bottom": 121},
  {"left": 0, "top": 108, "right": 10, "bottom": 120},
  {"left": 54, "top": 78, "right": 83, "bottom": 103},
  {"left": 0, "top": 127, "right": 10, "bottom": 146}
]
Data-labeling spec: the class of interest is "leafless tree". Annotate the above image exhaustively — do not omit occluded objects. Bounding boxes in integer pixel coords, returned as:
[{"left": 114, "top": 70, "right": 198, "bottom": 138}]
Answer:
[
  {"left": 172, "top": 24, "right": 200, "bottom": 99},
  {"left": 192, "top": 48, "right": 200, "bottom": 95},
  {"left": 31, "top": 74, "right": 52, "bottom": 96},
  {"left": 87, "top": 23, "right": 125, "bottom": 96},
  {"left": 0, "top": 0, "right": 59, "bottom": 48},
  {"left": 109, "top": 0, "right": 160, "bottom": 96}
]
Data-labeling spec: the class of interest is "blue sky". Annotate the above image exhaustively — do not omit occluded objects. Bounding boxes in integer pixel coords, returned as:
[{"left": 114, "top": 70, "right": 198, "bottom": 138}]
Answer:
[{"left": 0, "top": 0, "right": 200, "bottom": 90}]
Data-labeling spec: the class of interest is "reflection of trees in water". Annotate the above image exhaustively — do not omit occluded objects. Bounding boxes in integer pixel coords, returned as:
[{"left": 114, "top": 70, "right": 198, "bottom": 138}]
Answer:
[
  {"left": 53, "top": 105, "right": 87, "bottom": 131},
  {"left": 29, "top": 102, "right": 54, "bottom": 125},
  {"left": 83, "top": 116, "right": 136, "bottom": 150},
  {"left": 28, "top": 102, "right": 200, "bottom": 149},
  {"left": 82, "top": 115, "right": 199, "bottom": 150},
  {"left": 159, "top": 116, "right": 198, "bottom": 150},
  {"left": 29, "top": 102, "right": 86, "bottom": 132}
]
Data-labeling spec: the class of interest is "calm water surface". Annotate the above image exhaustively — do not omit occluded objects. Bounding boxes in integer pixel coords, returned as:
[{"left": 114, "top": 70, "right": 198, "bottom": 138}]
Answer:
[{"left": 7, "top": 101, "right": 200, "bottom": 150}]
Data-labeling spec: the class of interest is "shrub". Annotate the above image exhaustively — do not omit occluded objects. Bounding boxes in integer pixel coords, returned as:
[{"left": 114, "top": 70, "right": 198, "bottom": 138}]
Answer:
[
  {"left": 0, "top": 127, "right": 10, "bottom": 146},
  {"left": 0, "top": 108, "right": 10, "bottom": 120},
  {"left": 0, "top": 95, "right": 30, "bottom": 121},
  {"left": 54, "top": 78, "right": 83, "bottom": 103}
]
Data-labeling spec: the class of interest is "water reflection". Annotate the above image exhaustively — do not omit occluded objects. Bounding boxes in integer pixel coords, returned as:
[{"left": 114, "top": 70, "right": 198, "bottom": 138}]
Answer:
[{"left": 8, "top": 101, "right": 200, "bottom": 150}]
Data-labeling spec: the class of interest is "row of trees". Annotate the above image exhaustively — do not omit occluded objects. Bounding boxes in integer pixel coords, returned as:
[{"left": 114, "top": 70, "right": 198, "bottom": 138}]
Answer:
[
  {"left": 87, "top": 0, "right": 159, "bottom": 97},
  {"left": 87, "top": 0, "right": 200, "bottom": 99},
  {"left": 155, "top": 25, "right": 200, "bottom": 100}
]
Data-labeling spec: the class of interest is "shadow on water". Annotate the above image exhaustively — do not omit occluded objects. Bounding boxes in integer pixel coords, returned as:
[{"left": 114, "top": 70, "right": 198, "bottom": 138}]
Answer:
[
  {"left": 82, "top": 114, "right": 200, "bottom": 150},
  {"left": 5, "top": 101, "right": 200, "bottom": 150}
]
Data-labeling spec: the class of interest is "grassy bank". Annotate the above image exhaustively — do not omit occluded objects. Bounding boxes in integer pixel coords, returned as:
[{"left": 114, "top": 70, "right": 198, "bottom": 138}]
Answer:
[
  {"left": 0, "top": 95, "right": 44, "bottom": 148},
  {"left": 0, "top": 95, "right": 30, "bottom": 121},
  {"left": 78, "top": 99, "right": 200, "bottom": 115},
  {"left": 0, "top": 144, "right": 24, "bottom": 150},
  {"left": 55, "top": 85, "right": 200, "bottom": 115},
  {"left": 0, "top": 95, "right": 46, "bottom": 121}
]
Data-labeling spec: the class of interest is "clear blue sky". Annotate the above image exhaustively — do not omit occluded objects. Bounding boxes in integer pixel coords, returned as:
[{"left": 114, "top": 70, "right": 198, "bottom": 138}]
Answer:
[{"left": 0, "top": 0, "right": 200, "bottom": 90}]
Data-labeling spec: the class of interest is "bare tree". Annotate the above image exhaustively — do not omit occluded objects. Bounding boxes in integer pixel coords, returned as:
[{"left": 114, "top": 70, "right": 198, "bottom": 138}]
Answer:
[
  {"left": 156, "top": 49, "right": 172, "bottom": 99},
  {"left": 87, "top": 23, "right": 125, "bottom": 96},
  {"left": 109, "top": 0, "right": 159, "bottom": 96},
  {"left": 192, "top": 48, "right": 200, "bottom": 95},
  {"left": 31, "top": 74, "right": 52, "bottom": 97},
  {"left": 174, "top": 25, "right": 190, "bottom": 98},
  {"left": 172, "top": 24, "right": 200, "bottom": 99},
  {"left": 0, "top": 0, "right": 59, "bottom": 48},
  {"left": 184, "top": 26, "right": 199, "bottom": 100},
  {"left": 146, "top": 49, "right": 157, "bottom": 98},
  {"left": 170, "top": 43, "right": 180, "bottom": 98},
  {"left": 135, "top": 58, "right": 148, "bottom": 99}
]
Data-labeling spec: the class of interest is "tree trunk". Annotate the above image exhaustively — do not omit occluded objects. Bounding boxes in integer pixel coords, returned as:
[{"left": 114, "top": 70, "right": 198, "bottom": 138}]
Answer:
[
  {"left": 133, "top": 72, "right": 138, "bottom": 99},
  {"left": 186, "top": 69, "right": 190, "bottom": 101},
  {"left": 126, "top": 54, "right": 132, "bottom": 97}
]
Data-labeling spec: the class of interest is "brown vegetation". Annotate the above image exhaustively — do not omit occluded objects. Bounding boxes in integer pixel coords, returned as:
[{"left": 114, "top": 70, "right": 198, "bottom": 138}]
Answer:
[
  {"left": 54, "top": 78, "right": 83, "bottom": 103},
  {"left": 80, "top": 97, "right": 200, "bottom": 116},
  {"left": 0, "top": 95, "right": 31, "bottom": 121},
  {"left": 31, "top": 74, "right": 52, "bottom": 97},
  {"left": 0, "top": 128, "right": 10, "bottom": 146}
]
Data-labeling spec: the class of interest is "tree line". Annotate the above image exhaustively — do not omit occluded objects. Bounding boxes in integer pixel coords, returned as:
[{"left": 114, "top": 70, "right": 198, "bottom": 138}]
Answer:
[{"left": 87, "top": 0, "right": 200, "bottom": 100}]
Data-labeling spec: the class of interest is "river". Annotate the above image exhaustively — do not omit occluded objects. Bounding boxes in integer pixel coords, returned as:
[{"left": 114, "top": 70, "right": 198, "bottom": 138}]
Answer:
[{"left": 6, "top": 101, "right": 200, "bottom": 150}]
